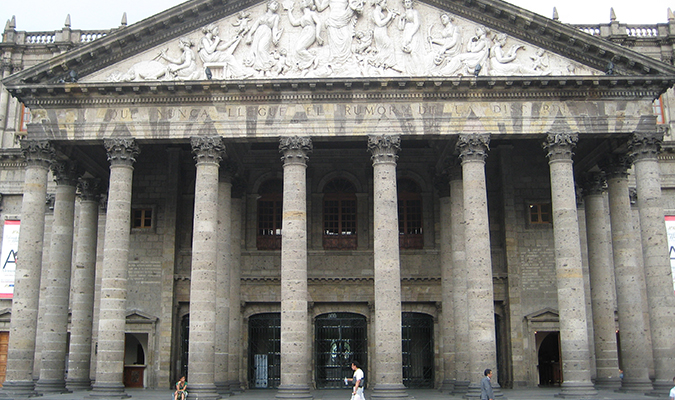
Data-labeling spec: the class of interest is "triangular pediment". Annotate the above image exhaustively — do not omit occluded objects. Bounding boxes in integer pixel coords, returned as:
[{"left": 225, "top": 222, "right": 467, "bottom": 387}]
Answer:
[
  {"left": 4, "top": 0, "right": 675, "bottom": 88},
  {"left": 524, "top": 308, "right": 559, "bottom": 323},
  {"left": 126, "top": 309, "right": 158, "bottom": 324}
]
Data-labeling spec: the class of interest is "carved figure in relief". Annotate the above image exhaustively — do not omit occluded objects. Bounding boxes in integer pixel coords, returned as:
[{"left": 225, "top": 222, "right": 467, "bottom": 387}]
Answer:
[
  {"left": 198, "top": 24, "right": 251, "bottom": 78},
  {"left": 369, "top": 0, "right": 399, "bottom": 71},
  {"left": 441, "top": 25, "right": 490, "bottom": 76},
  {"left": 428, "top": 14, "right": 460, "bottom": 67},
  {"left": 108, "top": 61, "right": 168, "bottom": 82},
  {"left": 273, "top": 48, "right": 293, "bottom": 75},
  {"left": 158, "top": 37, "right": 202, "bottom": 80},
  {"left": 530, "top": 48, "right": 550, "bottom": 74},
  {"left": 314, "top": 0, "right": 364, "bottom": 66},
  {"left": 284, "top": 0, "right": 324, "bottom": 72},
  {"left": 488, "top": 33, "right": 544, "bottom": 75},
  {"left": 398, "top": 0, "right": 424, "bottom": 75},
  {"left": 245, "top": 0, "right": 284, "bottom": 74}
]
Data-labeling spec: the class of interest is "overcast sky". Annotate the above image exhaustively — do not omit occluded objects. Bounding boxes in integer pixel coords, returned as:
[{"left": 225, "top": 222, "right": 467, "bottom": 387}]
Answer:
[{"left": 1, "top": 0, "right": 673, "bottom": 32}]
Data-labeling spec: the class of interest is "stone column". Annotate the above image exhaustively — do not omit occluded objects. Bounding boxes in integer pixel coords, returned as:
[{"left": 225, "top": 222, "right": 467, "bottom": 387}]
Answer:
[
  {"left": 227, "top": 191, "right": 244, "bottom": 393},
  {"left": 215, "top": 164, "right": 234, "bottom": 396},
  {"left": 542, "top": 133, "right": 597, "bottom": 398},
  {"left": 0, "top": 61, "right": 12, "bottom": 139},
  {"left": 36, "top": 161, "right": 82, "bottom": 394},
  {"left": 188, "top": 136, "right": 225, "bottom": 400},
  {"left": 601, "top": 156, "right": 653, "bottom": 392},
  {"left": 449, "top": 165, "right": 470, "bottom": 394},
  {"left": 580, "top": 172, "right": 620, "bottom": 390},
  {"left": 66, "top": 178, "right": 102, "bottom": 391},
  {"left": 436, "top": 171, "right": 454, "bottom": 393},
  {"left": 1, "top": 140, "right": 54, "bottom": 398},
  {"left": 367, "top": 135, "right": 408, "bottom": 400},
  {"left": 91, "top": 138, "right": 139, "bottom": 398},
  {"left": 629, "top": 130, "right": 675, "bottom": 394},
  {"left": 276, "top": 136, "right": 313, "bottom": 400},
  {"left": 456, "top": 134, "right": 498, "bottom": 396}
]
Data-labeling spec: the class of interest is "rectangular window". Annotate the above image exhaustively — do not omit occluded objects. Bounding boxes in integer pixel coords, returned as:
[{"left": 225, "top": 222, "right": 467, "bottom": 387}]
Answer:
[
  {"left": 529, "top": 203, "right": 552, "bottom": 224},
  {"left": 257, "top": 196, "right": 282, "bottom": 250},
  {"left": 132, "top": 208, "right": 153, "bottom": 229},
  {"left": 19, "top": 105, "right": 31, "bottom": 132},
  {"left": 323, "top": 197, "right": 357, "bottom": 250},
  {"left": 399, "top": 197, "right": 423, "bottom": 249},
  {"left": 654, "top": 96, "right": 666, "bottom": 125}
]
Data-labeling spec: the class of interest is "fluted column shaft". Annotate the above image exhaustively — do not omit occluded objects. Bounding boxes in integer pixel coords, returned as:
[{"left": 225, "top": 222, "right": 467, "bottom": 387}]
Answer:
[
  {"left": 580, "top": 173, "right": 620, "bottom": 390},
  {"left": 602, "top": 158, "right": 652, "bottom": 392},
  {"left": 542, "top": 133, "right": 596, "bottom": 398},
  {"left": 2, "top": 140, "right": 54, "bottom": 397},
  {"left": 215, "top": 167, "right": 233, "bottom": 395},
  {"left": 629, "top": 131, "right": 675, "bottom": 394},
  {"left": 449, "top": 166, "right": 470, "bottom": 394},
  {"left": 188, "top": 136, "right": 224, "bottom": 400},
  {"left": 456, "top": 135, "right": 498, "bottom": 394},
  {"left": 276, "top": 136, "right": 313, "bottom": 400},
  {"left": 368, "top": 135, "right": 408, "bottom": 400},
  {"left": 36, "top": 161, "right": 82, "bottom": 394},
  {"left": 227, "top": 195, "right": 244, "bottom": 392},
  {"left": 91, "top": 139, "right": 139, "bottom": 398},
  {"left": 66, "top": 179, "right": 102, "bottom": 391},
  {"left": 437, "top": 172, "right": 454, "bottom": 393}
]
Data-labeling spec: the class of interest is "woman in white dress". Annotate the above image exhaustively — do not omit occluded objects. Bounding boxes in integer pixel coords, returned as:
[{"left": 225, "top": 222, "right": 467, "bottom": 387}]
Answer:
[
  {"left": 245, "top": 0, "right": 283, "bottom": 74},
  {"left": 286, "top": 0, "right": 324, "bottom": 71},
  {"left": 370, "top": 0, "right": 399, "bottom": 71},
  {"left": 397, "top": 0, "right": 424, "bottom": 75}
]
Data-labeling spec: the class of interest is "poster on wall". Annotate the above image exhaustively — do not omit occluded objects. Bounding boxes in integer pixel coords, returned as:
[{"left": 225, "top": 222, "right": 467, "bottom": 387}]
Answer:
[
  {"left": 666, "top": 216, "right": 675, "bottom": 292},
  {"left": 0, "top": 220, "right": 19, "bottom": 299}
]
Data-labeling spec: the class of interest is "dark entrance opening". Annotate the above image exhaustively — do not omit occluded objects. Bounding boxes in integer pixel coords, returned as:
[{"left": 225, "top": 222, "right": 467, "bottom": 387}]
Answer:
[
  {"left": 315, "top": 313, "right": 367, "bottom": 389},
  {"left": 537, "top": 331, "right": 561, "bottom": 386},
  {"left": 402, "top": 312, "right": 434, "bottom": 388},
  {"left": 180, "top": 314, "right": 189, "bottom": 380},
  {"left": 248, "top": 313, "right": 281, "bottom": 389}
]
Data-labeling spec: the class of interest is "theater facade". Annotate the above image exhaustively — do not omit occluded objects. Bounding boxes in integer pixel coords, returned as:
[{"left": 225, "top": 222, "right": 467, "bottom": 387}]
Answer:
[{"left": 2, "top": 0, "right": 675, "bottom": 399}]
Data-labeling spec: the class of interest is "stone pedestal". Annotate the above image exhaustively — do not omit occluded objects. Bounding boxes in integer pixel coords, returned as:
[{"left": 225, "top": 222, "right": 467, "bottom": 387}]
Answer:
[
  {"left": 66, "top": 179, "right": 102, "bottom": 391},
  {"left": 368, "top": 135, "right": 408, "bottom": 400},
  {"left": 456, "top": 135, "right": 499, "bottom": 398},
  {"left": 580, "top": 173, "right": 620, "bottom": 390},
  {"left": 1, "top": 140, "right": 54, "bottom": 398},
  {"left": 542, "top": 133, "right": 596, "bottom": 399},
  {"left": 276, "top": 136, "right": 313, "bottom": 400},
  {"left": 629, "top": 131, "right": 675, "bottom": 395},
  {"left": 90, "top": 139, "right": 139, "bottom": 399},
  {"left": 36, "top": 161, "right": 81, "bottom": 394},
  {"left": 187, "top": 136, "right": 224, "bottom": 400},
  {"left": 601, "top": 156, "right": 653, "bottom": 393}
]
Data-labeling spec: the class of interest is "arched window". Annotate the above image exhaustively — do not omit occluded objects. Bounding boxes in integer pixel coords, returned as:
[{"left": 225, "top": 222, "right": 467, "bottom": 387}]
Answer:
[
  {"left": 398, "top": 178, "right": 423, "bottom": 249},
  {"left": 323, "top": 178, "right": 357, "bottom": 250},
  {"left": 257, "top": 179, "right": 283, "bottom": 250}
]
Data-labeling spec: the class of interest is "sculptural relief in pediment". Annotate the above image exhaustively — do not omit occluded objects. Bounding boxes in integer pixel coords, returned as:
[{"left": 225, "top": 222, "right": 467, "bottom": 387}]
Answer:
[{"left": 85, "top": 0, "right": 602, "bottom": 82}]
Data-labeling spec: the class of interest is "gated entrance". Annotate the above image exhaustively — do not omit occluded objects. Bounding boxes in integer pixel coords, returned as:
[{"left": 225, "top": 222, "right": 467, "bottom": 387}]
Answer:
[
  {"left": 402, "top": 312, "right": 434, "bottom": 388},
  {"left": 315, "top": 313, "right": 367, "bottom": 389},
  {"left": 248, "top": 313, "right": 281, "bottom": 389}
]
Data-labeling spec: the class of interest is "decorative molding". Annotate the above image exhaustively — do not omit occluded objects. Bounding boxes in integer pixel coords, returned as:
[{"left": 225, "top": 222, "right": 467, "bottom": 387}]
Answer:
[
  {"left": 368, "top": 134, "right": 400, "bottom": 165},
  {"left": 20, "top": 140, "right": 55, "bottom": 169},
  {"left": 542, "top": 132, "right": 578, "bottom": 162},
  {"left": 456, "top": 133, "right": 490, "bottom": 163},
  {"left": 191, "top": 136, "right": 226, "bottom": 165},
  {"left": 104, "top": 138, "right": 140, "bottom": 166},
  {"left": 629, "top": 131, "right": 663, "bottom": 163},
  {"left": 279, "top": 136, "right": 312, "bottom": 165}
]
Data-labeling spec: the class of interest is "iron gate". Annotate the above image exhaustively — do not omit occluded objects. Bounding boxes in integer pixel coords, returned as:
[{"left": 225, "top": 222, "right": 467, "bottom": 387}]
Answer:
[
  {"left": 248, "top": 313, "right": 281, "bottom": 389},
  {"left": 180, "top": 314, "right": 189, "bottom": 380},
  {"left": 402, "top": 312, "right": 434, "bottom": 388},
  {"left": 315, "top": 313, "right": 367, "bottom": 389}
]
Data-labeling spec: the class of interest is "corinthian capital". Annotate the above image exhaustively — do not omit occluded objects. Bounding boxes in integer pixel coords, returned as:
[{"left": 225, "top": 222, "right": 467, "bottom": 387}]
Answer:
[
  {"left": 21, "top": 140, "right": 55, "bottom": 169},
  {"left": 191, "top": 136, "right": 225, "bottom": 166},
  {"left": 580, "top": 171, "right": 606, "bottom": 197},
  {"left": 77, "top": 178, "right": 102, "bottom": 202},
  {"left": 456, "top": 134, "right": 490, "bottom": 163},
  {"left": 367, "top": 135, "right": 400, "bottom": 165},
  {"left": 51, "top": 160, "right": 83, "bottom": 187},
  {"left": 104, "top": 138, "right": 140, "bottom": 167},
  {"left": 629, "top": 131, "right": 662, "bottom": 163},
  {"left": 279, "top": 136, "right": 312, "bottom": 166},
  {"left": 599, "top": 153, "right": 631, "bottom": 179},
  {"left": 542, "top": 132, "right": 578, "bottom": 161}
]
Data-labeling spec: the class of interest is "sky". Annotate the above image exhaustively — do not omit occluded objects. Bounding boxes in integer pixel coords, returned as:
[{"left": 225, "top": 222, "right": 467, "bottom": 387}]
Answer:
[{"left": 1, "top": 0, "right": 673, "bottom": 32}]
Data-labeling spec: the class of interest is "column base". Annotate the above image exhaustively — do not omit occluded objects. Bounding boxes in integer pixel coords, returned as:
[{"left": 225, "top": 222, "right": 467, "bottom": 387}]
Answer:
[
  {"left": 439, "top": 379, "right": 455, "bottom": 393},
  {"left": 646, "top": 380, "right": 674, "bottom": 397},
  {"left": 35, "top": 379, "right": 70, "bottom": 394},
  {"left": 186, "top": 384, "right": 221, "bottom": 400},
  {"left": 593, "top": 377, "right": 621, "bottom": 390},
  {"left": 226, "top": 380, "right": 242, "bottom": 393},
  {"left": 453, "top": 380, "right": 470, "bottom": 395},
  {"left": 0, "top": 380, "right": 38, "bottom": 398},
  {"left": 275, "top": 384, "right": 313, "bottom": 399},
  {"left": 555, "top": 382, "right": 598, "bottom": 399},
  {"left": 89, "top": 383, "right": 130, "bottom": 399},
  {"left": 370, "top": 383, "right": 409, "bottom": 399},
  {"left": 617, "top": 378, "right": 653, "bottom": 393},
  {"left": 214, "top": 381, "right": 231, "bottom": 397},
  {"left": 65, "top": 378, "right": 92, "bottom": 392}
]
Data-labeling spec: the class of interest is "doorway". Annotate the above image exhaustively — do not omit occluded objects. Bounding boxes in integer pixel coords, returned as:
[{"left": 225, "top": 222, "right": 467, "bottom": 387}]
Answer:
[
  {"left": 536, "top": 331, "right": 561, "bottom": 386},
  {"left": 248, "top": 313, "right": 281, "bottom": 389},
  {"left": 402, "top": 312, "right": 434, "bottom": 388},
  {"left": 315, "top": 313, "right": 367, "bottom": 389}
]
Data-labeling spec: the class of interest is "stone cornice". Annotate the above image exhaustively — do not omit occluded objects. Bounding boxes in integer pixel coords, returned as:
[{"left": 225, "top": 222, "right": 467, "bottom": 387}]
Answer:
[{"left": 7, "top": 76, "right": 672, "bottom": 107}]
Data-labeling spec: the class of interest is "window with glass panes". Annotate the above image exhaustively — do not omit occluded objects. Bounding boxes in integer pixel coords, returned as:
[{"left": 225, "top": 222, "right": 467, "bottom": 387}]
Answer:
[
  {"left": 323, "top": 178, "right": 357, "bottom": 250},
  {"left": 257, "top": 179, "right": 283, "bottom": 250},
  {"left": 398, "top": 179, "right": 423, "bottom": 249},
  {"left": 132, "top": 208, "right": 153, "bottom": 229},
  {"left": 529, "top": 203, "right": 552, "bottom": 224}
]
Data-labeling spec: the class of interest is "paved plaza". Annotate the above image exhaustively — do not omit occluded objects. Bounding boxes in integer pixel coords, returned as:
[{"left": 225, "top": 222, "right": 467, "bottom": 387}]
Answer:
[{"left": 31, "top": 387, "right": 664, "bottom": 400}]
